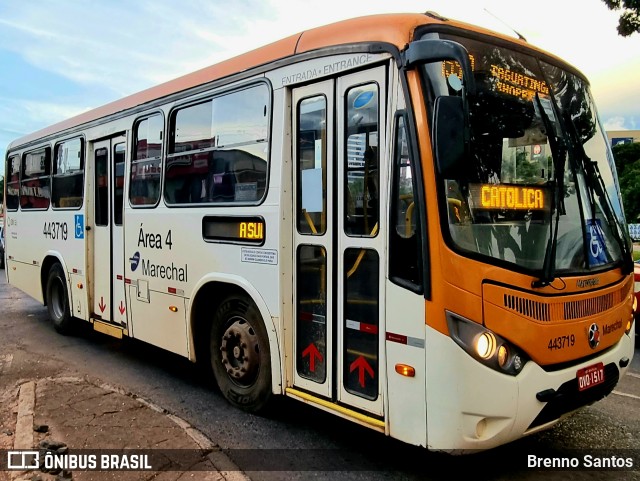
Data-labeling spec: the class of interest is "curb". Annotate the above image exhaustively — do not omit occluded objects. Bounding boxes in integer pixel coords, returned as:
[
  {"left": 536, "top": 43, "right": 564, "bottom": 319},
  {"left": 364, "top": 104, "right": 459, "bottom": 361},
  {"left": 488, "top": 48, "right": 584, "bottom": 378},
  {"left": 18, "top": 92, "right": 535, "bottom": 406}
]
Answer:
[
  {"left": 12, "top": 377, "right": 251, "bottom": 481},
  {"left": 11, "top": 381, "right": 35, "bottom": 481}
]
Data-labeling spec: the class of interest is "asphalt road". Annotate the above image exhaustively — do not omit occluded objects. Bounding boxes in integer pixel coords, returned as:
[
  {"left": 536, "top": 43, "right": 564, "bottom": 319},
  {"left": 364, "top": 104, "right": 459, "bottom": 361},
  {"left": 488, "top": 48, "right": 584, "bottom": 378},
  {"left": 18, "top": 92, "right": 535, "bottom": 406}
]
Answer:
[{"left": 1, "top": 272, "right": 639, "bottom": 480}]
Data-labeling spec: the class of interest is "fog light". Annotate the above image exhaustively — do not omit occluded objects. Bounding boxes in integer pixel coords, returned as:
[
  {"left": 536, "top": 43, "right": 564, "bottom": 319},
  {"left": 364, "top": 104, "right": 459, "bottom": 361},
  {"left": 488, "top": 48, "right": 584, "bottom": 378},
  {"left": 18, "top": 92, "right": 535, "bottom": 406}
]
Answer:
[
  {"left": 476, "top": 332, "right": 496, "bottom": 359},
  {"left": 513, "top": 354, "right": 523, "bottom": 372},
  {"left": 497, "top": 345, "right": 508, "bottom": 367},
  {"left": 476, "top": 418, "right": 487, "bottom": 438}
]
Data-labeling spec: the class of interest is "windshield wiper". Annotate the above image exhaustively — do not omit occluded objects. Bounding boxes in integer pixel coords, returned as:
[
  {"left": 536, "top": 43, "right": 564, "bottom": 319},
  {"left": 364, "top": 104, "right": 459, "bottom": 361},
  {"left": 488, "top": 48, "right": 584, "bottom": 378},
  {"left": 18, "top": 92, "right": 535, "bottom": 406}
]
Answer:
[
  {"left": 562, "top": 112, "right": 633, "bottom": 275},
  {"left": 532, "top": 93, "right": 567, "bottom": 288}
]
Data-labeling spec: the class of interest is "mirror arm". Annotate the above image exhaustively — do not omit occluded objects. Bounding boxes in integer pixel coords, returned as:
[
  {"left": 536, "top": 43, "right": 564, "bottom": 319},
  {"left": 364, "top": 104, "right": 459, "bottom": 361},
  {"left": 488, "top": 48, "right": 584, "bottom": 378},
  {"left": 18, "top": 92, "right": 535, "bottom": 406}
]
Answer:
[{"left": 402, "top": 39, "right": 476, "bottom": 96}]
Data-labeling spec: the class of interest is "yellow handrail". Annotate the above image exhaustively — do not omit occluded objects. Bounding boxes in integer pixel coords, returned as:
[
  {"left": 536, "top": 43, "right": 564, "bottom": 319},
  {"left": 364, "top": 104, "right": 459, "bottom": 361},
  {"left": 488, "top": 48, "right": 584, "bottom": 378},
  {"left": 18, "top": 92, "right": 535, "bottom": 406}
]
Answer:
[
  {"left": 405, "top": 201, "right": 415, "bottom": 237},
  {"left": 302, "top": 209, "right": 318, "bottom": 235},
  {"left": 346, "top": 222, "right": 379, "bottom": 278}
]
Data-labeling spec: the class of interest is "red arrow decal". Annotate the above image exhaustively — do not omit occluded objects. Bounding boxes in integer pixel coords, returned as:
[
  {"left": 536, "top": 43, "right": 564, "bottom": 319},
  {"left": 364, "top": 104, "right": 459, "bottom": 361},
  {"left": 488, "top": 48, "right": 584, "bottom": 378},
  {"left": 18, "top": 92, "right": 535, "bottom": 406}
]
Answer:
[
  {"left": 118, "top": 301, "right": 125, "bottom": 315},
  {"left": 350, "top": 356, "right": 374, "bottom": 388},
  {"left": 301, "top": 343, "right": 323, "bottom": 373},
  {"left": 98, "top": 297, "right": 106, "bottom": 313}
]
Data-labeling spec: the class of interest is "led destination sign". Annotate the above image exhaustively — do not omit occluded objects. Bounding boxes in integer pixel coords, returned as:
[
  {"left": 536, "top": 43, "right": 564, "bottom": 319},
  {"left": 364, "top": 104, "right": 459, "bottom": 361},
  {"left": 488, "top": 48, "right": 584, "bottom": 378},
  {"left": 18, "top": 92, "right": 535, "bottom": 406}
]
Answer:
[
  {"left": 440, "top": 55, "right": 549, "bottom": 100},
  {"left": 490, "top": 65, "right": 549, "bottom": 96},
  {"left": 469, "top": 184, "right": 549, "bottom": 211},
  {"left": 203, "top": 216, "right": 265, "bottom": 244}
]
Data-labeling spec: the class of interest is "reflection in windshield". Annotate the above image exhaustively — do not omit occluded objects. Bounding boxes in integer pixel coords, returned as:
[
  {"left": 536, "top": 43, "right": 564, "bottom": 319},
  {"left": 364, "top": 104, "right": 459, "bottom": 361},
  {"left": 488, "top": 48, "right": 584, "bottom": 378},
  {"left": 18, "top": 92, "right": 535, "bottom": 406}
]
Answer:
[{"left": 422, "top": 34, "right": 627, "bottom": 276}]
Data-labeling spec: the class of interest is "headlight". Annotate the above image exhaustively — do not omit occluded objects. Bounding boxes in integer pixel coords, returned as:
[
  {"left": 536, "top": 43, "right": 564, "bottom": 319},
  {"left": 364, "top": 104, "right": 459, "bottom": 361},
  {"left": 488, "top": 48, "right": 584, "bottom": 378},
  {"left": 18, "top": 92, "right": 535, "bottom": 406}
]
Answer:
[
  {"left": 475, "top": 332, "right": 496, "bottom": 359},
  {"left": 446, "top": 311, "right": 527, "bottom": 376}
]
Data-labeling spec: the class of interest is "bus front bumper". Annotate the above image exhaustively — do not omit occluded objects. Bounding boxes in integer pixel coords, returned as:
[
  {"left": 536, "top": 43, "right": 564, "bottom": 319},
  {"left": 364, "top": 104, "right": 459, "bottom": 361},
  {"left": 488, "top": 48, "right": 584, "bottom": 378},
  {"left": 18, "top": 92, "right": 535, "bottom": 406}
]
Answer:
[{"left": 424, "top": 325, "right": 635, "bottom": 452}]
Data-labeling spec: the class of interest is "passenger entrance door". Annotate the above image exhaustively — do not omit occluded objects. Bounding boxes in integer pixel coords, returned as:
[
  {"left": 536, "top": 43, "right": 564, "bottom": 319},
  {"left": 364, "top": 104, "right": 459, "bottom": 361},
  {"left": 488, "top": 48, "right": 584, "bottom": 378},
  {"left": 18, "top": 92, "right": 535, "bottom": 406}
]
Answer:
[
  {"left": 291, "top": 67, "right": 386, "bottom": 416},
  {"left": 91, "top": 135, "right": 127, "bottom": 326}
]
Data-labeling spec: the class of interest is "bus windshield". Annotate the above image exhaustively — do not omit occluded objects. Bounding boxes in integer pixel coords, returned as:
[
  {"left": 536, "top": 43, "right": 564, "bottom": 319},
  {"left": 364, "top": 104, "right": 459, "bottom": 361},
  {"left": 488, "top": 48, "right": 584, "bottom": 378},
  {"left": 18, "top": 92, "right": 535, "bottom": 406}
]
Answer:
[{"left": 422, "top": 33, "right": 629, "bottom": 277}]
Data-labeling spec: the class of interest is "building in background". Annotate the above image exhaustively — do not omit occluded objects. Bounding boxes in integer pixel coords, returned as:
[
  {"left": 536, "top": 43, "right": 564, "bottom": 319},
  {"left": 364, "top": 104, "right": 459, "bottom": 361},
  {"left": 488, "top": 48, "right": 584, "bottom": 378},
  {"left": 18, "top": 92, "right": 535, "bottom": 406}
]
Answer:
[{"left": 607, "top": 130, "right": 640, "bottom": 146}]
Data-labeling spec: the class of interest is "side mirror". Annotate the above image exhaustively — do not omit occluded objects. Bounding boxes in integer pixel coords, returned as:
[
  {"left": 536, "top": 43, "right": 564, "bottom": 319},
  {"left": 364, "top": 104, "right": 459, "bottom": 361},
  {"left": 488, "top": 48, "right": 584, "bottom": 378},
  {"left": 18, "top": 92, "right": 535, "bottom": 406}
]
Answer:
[
  {"left": 403, "top": 39, "right": 473, "bottom": 177},
  {"left": 433, "top": 96, "right": 466, "bottom": 178},
  {"left": 403, "top": 39, "right": 476, "bottom": 96}
]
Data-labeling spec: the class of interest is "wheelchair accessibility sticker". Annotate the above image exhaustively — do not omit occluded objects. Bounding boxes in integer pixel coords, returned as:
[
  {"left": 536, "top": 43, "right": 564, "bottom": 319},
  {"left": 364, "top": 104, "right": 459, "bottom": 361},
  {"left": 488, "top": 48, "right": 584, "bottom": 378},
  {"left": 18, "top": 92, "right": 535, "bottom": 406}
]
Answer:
[
  {"left": 75, "top": 215, "right": 85, "bottom": 239},
  {"left": 586, "top": 219, "right": 608, "bottom": 267}
]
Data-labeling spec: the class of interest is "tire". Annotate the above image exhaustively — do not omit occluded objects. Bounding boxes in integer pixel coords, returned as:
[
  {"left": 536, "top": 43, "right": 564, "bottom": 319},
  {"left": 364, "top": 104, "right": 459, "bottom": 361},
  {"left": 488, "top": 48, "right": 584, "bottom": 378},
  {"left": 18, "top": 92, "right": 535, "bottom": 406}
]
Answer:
[
  {"left": 46, "top": 263, "right": 74, "bottom": 334},
  {"left": 210, "top": 296, "right": 272, "bottom": 413}
]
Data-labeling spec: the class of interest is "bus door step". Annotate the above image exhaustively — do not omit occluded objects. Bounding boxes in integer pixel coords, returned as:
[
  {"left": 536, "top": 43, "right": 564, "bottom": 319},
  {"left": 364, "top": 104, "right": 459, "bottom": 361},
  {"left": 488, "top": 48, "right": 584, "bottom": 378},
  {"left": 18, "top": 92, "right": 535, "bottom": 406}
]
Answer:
[{"left": 91, "top": 318, "right": 127, "bottom": 339}]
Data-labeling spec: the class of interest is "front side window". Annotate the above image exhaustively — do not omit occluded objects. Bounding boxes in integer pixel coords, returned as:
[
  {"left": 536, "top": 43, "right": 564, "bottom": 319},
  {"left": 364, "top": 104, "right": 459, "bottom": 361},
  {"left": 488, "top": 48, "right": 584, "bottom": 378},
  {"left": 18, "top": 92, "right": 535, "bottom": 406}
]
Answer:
[
  {"left": 21, "top": 147, "right": 51, "bottom": 210},
  {"left": 422, "top": 33, "right": 627, "bottom": 277},
  {"left": 389, "top": 114, "right": 422, "bottom": 288},
  {"left": 53, "top": 138, "right": 84, "bottom": 209},
  {"left": 165, "top": 84, "right": 269, "bottom": 205}
]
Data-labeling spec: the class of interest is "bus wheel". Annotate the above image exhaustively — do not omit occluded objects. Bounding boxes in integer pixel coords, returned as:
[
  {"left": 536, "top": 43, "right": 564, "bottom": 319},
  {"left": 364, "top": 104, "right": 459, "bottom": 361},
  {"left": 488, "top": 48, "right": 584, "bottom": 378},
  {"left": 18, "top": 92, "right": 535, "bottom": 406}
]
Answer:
[
  {"left": 46, "top": 263, "right": 73, "bottom": 334},
  {"left": 210, "top": 296, "right": 272, "bottom": 413}
]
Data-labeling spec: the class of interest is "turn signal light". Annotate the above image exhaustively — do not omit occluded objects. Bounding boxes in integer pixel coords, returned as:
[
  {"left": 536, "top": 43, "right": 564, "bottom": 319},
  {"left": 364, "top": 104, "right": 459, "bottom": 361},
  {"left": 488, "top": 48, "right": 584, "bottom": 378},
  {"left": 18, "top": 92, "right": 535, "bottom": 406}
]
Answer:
[
  {"left": 497, "top": 345, "right": 508, "bottom": 367},
  {"left": 169, "top": 306, "right": 179, "bottom": 312},
  {"left": 395, "top": 364, "right": 415, "bottom": 377}
]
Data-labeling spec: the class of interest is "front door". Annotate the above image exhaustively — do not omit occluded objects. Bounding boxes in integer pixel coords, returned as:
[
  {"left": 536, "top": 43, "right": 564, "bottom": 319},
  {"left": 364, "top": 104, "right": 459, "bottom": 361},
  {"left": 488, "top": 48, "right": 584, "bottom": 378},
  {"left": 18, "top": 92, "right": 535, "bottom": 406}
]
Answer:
[
  {"left": 292, "top": 66, "right": 386, "bottom": 416},
  {"left": 92, "top": 135, "right": 127, "bottom": 325}
]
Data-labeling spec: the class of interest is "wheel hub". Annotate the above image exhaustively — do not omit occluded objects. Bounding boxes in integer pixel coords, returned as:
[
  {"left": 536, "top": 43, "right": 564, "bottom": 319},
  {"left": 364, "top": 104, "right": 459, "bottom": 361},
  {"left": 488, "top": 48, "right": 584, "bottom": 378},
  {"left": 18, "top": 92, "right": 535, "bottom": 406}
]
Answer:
[{"left": 220, "top": 317, "right": 259, "bottom": 386}]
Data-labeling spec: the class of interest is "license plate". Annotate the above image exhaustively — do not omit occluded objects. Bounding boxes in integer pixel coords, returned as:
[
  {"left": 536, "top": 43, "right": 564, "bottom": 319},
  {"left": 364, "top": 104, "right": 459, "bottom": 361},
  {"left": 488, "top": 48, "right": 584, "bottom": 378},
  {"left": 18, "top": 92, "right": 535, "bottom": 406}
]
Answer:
[{"left": 577, "top": 362, "right": 605, "bottom": 391}]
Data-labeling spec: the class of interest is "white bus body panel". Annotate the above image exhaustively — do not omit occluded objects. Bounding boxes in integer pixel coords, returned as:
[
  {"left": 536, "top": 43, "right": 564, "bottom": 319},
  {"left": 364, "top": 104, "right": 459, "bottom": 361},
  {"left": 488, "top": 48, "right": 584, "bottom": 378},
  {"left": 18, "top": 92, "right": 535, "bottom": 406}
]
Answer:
[
  {"left": 384, "top": 282, "right": 427, "bottom": 447},
  {"left": 5, "top": 210, "right": 87, "bottom": 311}
]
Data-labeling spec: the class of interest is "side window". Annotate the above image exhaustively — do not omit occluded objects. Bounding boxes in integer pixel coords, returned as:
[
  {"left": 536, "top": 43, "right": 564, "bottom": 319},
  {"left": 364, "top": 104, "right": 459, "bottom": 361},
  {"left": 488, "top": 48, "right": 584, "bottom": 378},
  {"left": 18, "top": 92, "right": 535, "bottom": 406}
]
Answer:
[
  {"left": 296, "top": 95, "right": 327, "bottom": 235},
  {"left": 114, "top": 142, "right": 125, "bottom": 225},
  {"left": 95, "top": 147, "right": 109, "bottom": 226},
  {"left": 389, "top": 114, "right": 423, "bottom": 289},
  {"left": 21, "top": 147, "right": 51, "bottom": 210},
  {"left": 5, "top": 155, "right": 20, "bottom": 211},
  {"left": 130, "top": 114, "right": 163, "bottom": 206},
  {"left": 165, "top": 84, "right": 269, "bottom": 205},
  {"left": 344, "top": 83, "right": 379, "bottom": 237},
  {"left": 53, "top": 138, "right": 84, "bottom": 209}
]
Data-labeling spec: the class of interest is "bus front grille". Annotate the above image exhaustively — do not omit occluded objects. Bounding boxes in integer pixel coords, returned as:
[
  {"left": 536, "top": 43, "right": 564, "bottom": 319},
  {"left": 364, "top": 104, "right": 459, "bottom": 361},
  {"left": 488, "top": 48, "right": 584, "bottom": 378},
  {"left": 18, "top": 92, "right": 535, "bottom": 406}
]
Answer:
[{"left": 502, "top": 282, "right": 628, "bottom": 323}]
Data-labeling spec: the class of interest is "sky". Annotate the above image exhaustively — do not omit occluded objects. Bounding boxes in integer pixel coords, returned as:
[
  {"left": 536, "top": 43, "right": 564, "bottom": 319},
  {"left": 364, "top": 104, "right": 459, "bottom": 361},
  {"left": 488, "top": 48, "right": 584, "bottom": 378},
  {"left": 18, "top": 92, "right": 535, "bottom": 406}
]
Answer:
[{"left": 1, "top": 0, "right": 639, "bottom": 176}]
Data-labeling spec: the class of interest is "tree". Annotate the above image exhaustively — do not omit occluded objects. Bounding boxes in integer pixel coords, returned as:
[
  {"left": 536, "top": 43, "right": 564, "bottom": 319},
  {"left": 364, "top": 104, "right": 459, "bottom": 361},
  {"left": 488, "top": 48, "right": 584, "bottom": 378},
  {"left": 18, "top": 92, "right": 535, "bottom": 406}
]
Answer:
[
  {"left": 612, "top": 142, "right": 640, "bottom": 221},
  {"left": 602, "top": 0, "right": 640, "bottom": 36}
]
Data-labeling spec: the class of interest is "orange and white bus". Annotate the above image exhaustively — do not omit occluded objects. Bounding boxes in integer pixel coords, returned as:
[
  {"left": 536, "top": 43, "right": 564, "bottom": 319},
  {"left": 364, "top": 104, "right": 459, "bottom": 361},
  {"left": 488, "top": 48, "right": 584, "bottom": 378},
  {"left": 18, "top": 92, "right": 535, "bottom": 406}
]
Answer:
[{"left": 3, "top": 11, "right": 636, "bottom": 452}]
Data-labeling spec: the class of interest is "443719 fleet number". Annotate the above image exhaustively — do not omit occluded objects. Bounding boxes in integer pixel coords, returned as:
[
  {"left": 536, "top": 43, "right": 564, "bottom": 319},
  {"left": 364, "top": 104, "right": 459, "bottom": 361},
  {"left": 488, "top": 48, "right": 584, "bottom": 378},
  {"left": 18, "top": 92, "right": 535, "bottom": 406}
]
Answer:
[
  {"left": 548, "top": 334, "right": 575, "bottom": 351},
  {"left": 43, "top": 221, "right": 68, "bottom": 241}
]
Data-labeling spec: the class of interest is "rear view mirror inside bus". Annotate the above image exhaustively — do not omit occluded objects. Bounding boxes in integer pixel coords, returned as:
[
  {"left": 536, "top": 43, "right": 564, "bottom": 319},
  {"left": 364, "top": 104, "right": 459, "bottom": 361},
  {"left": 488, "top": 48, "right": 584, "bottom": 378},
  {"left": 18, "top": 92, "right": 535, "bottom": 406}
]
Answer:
[{"left": 433, "top": 95, "right": 466, "bottom": 178}]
